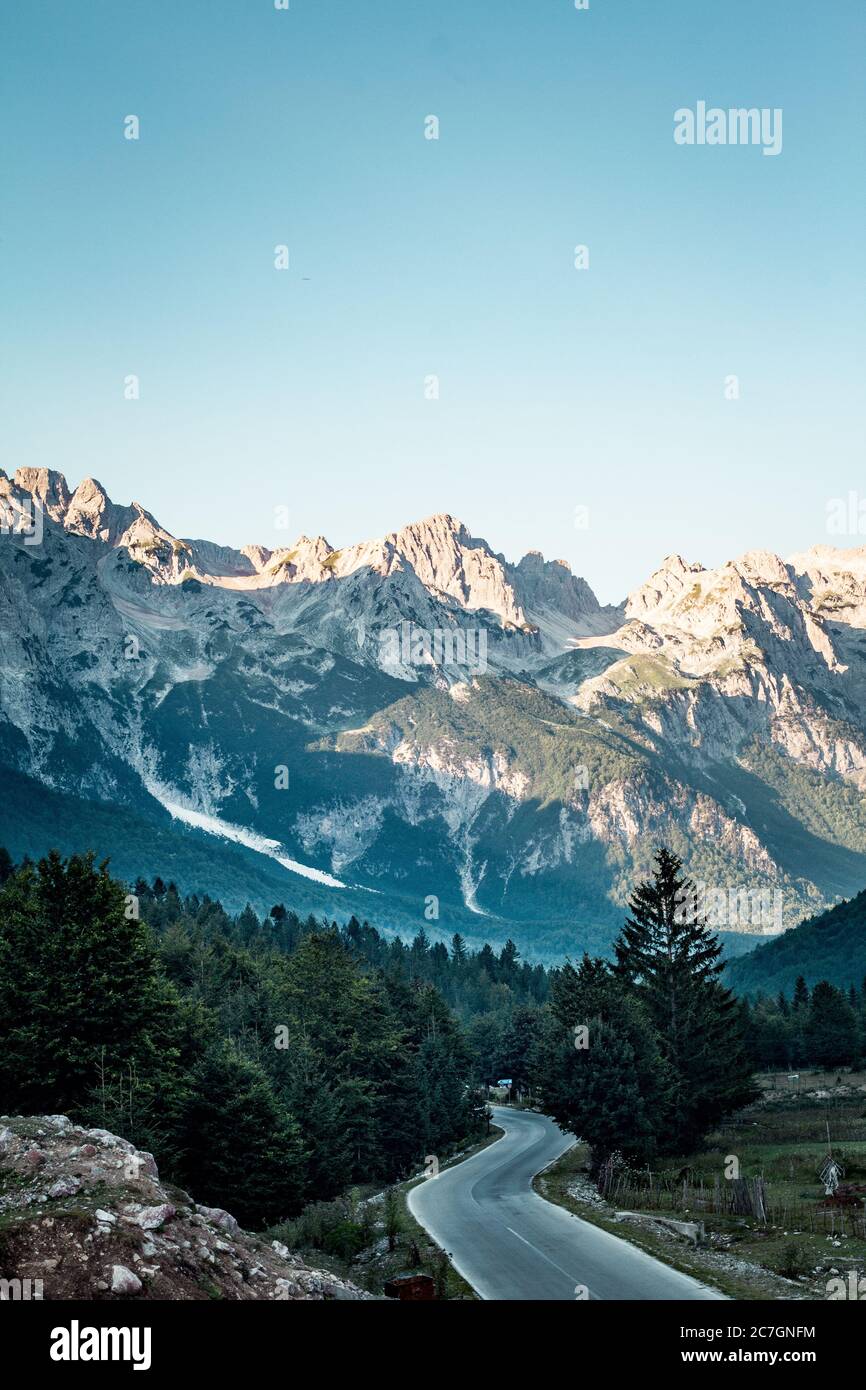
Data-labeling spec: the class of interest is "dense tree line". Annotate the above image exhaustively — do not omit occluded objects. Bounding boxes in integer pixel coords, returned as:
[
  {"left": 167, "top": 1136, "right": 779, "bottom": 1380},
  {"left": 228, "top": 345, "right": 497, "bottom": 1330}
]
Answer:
[
  {"left": 0, "top": 852, "right": 485, "bottom": 1227},
  {"left": 3, "top": 846, "right": 865, "bottom": 1223},
  {"left": 490, "top": 854, "right": 866, "bottom": 1175},
  {"left": 741, "top": 975, "right": 866, "bottom": 1071}
]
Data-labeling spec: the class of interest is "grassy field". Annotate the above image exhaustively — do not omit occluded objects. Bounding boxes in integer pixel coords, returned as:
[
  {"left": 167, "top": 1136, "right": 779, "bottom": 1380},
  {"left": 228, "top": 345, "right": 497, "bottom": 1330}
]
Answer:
[{"left": 536, "top": 1071, "right": 866, "bottom": 1301}]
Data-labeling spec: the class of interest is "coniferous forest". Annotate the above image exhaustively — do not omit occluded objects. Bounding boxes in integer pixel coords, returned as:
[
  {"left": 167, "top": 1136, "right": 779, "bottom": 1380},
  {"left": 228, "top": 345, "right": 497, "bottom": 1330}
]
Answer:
[{"left": 1, "top": 846, "right": 865, "bottom": 1231}]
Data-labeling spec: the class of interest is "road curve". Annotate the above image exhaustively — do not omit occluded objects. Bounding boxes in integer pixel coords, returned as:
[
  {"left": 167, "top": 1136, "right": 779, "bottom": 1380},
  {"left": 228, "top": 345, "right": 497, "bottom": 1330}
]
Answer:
[{"left": 408, "top": 1106, "right": 725, "bottom": 1301}]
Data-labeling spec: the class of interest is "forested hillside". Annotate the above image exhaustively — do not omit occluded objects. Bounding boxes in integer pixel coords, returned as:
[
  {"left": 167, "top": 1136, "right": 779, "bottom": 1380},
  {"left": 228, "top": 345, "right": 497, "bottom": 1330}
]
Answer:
[
  {"left": 726, "top": 888, "right": 866, "bottom": 996},
  {"left": 0, "top": 849, "right": 551, "bottom": 1229},
  {"left": 0, "top": 852, "right": 491, "bottom": 1227}
]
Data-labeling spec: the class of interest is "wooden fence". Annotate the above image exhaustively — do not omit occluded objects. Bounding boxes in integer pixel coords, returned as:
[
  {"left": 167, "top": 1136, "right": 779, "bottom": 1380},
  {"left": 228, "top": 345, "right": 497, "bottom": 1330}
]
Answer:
[{"left": 596, "top": 1159, "right": 866, "bottom": 1238}]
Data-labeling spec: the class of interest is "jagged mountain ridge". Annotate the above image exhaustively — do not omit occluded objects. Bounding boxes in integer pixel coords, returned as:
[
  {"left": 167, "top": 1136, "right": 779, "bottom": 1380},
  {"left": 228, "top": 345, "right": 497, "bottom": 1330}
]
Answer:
[{"left": 3, "top": 466, "right": 866, "bottom": 959}]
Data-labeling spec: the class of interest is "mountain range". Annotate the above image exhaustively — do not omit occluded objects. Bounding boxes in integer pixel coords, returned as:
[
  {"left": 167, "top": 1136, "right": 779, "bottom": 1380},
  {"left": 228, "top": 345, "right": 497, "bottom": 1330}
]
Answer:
[{"left": 4, "top": 466, "right": 866, "bottom": 960}]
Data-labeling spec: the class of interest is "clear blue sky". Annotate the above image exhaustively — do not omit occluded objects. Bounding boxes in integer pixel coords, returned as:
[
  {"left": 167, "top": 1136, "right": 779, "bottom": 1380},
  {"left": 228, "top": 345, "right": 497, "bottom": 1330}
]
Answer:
[{"left": 3, "top": 1, "right": 864, "bottom": 602}]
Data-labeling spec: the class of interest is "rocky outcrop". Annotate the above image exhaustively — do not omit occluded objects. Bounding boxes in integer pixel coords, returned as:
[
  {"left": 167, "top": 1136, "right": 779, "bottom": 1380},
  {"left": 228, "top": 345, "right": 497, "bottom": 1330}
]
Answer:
[
  {"left": 11, "top": 467, "right": 71, "bottom": 523},
  {"left": 0, "top": 1116, "right": 370, "bottom": 1301},
  {"left": 512, "top": 549, "right": 623, "bottom": 642},
  {"left": 64, "top": 478, "right": 140, "bottom": 547}
]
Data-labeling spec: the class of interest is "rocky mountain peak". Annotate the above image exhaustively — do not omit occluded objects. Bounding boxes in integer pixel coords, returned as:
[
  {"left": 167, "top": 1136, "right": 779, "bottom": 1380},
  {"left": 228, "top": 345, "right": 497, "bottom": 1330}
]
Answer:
[
  {"left": 66, "top": 478, "right": 140, "bottom": 546},
  {"left": 512, "top": 548, "right": 616, "bottom": 634},
  {"left": 241, "top": 543, "right": 273, "bottom": 572},
  {"left": 12, "top": 467, "right": 72, "bottom": 522},
  {"left": 267, "top": 535, "right": 335, "bottom": 581},
  {"left": 515, "top": 549, "right": 546, "bottom": 572},
  {"left": 397, "top": 512, "right": 470, "bottom": 543},
  {"left": 790, "top": 545, "right": 866, "bottom": 585},
  {"left": 69, "top": 475, "right": 110, "bottom": 512},
  {"left": 9, "top": 468, "right": 165, "bottom": 550},
  {"left": 729, "top": 550, "right": 792, "bottom": 587},
  {"left": 4, "top": 467, "right": 609, "bottom": 635},
  {"left": 625, "top": 554, "right": 704, "bottom": 622},
  {"left": 661, "top": 553, "right": 700, "bottom": 575},
  {"left": 6, "top": 464, "right": 866, "bottom": 948},
  {"left": 383, "top": 513, "right": 526, "bottom": 626}
]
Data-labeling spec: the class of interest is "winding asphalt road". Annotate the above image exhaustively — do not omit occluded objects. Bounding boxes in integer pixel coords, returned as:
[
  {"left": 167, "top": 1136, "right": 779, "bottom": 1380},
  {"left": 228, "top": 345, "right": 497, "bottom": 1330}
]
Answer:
[{"left": 408, "top": 1106, "right": 725, "bottom": 1301}]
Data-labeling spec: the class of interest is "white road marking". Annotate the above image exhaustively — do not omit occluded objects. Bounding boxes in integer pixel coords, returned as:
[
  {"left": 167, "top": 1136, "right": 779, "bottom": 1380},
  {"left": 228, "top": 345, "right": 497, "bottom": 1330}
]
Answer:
[{"left": 505, "top": 1225, "right": 589, "bottom": 1289}]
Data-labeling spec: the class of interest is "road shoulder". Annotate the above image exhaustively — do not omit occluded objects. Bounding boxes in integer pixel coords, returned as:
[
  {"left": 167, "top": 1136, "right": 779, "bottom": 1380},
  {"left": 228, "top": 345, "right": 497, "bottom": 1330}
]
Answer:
[{"left": 535, "top": 1143, "right": 808, "bottom": 1301}]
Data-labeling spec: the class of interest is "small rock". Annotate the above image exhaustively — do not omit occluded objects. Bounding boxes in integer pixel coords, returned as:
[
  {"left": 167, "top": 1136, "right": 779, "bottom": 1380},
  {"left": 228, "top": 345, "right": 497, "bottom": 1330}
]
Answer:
[
  {"left": 196, "top": 1204, "right": 239, "bottom": 1236},
  {"left": 137, "top": 1151, "right": 160, "bottom": 1181},
  {"left": 48, "top": 1176, "right": 81, "bottom": 1199},
  {"left": 136, "top": 1203, "right": 176, "bottom": 1231},
  {"left": 86, "top": 1128, "right": 134, "bottom": 1152},
  {"left": 272, "top": 1240, "right": 290, "bottom": 1259},
  {"left": 110, "top": 1264, "right": 142, "bottom": 1295},
  {"left": 94, "top": 1209, "right": 116, "bottom": 1224}
]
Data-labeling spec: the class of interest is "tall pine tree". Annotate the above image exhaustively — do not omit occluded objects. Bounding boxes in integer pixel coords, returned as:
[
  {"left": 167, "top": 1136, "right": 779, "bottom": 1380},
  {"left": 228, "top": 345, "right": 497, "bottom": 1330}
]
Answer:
[
  {"left": 613, "top": 848, "right": 756, "bottom": 1151},
  {"left": 538, "top": 955, "right": 671, "bottom": 1170}
]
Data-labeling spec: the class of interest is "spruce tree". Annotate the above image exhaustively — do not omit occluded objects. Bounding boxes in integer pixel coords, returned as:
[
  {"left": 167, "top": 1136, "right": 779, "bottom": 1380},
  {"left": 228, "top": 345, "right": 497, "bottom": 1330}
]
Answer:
[
  {"left": 0, "top": 847, "right": 14, "bottom": 885},
  {"left": 498, "top": 939, "right": 520, "bottom": 984},
  {"left": 613, "top": 848, "right": 756, "bottom": 1151},
  {"left": 177, "top": 1040, "right": 306, "bottom": 1228},
  {"left": 538, "top": 956, "right": 671, "bottom": 1170},
  {"left": 0, "top": 851, "right": 186, "bottom": 1133},
  {"left": 805, "top": 981, "right": 859, "bottom": 1069}
]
